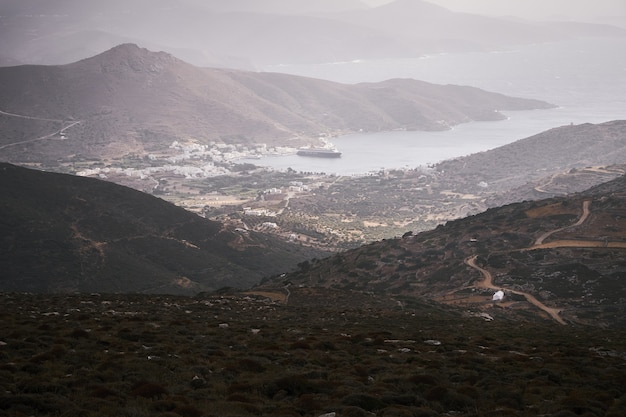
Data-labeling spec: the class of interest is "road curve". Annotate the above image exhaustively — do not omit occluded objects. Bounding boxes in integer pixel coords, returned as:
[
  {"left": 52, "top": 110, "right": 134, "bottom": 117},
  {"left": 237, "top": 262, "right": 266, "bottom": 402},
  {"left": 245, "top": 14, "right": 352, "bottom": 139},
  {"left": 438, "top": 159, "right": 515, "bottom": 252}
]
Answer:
[
  {"left": 534, "top": 200, "right": 590, "bottom": 246},
  {"left": 462, "top": 200, "right": 594, "bottom": 325},
  {"left": 465, "top": 255, "right": 567, "bottom": 325}
]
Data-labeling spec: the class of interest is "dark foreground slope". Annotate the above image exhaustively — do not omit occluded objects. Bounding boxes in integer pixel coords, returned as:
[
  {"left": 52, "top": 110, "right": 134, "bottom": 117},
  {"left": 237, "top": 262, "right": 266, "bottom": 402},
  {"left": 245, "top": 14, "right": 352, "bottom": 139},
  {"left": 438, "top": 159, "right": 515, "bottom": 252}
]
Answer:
[
  {"left": 259, "top": 174, "right": 626, "bottom": 328},
  {"left": 0, "top": 163, "right": 327, "bottom": 294},
  {"left": 0, "top": 291, "right": 625, "bottom": 417}
]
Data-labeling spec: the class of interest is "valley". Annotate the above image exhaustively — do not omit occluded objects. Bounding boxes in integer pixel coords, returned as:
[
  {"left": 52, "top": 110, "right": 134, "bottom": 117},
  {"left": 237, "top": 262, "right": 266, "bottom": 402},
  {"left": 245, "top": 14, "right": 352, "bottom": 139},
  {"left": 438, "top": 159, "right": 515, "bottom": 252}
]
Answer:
[
  {"left": 1, "top": 2, "right": 626, "bottom": 416},
  {"left": 6, "top": 98, "right": 625, "bottom": 253},
  {"left": 70, "top": 152, "right": 626, "bottom": 252},
  {"left": 0, "top": 43, "right": 622, "bottom": 254}
]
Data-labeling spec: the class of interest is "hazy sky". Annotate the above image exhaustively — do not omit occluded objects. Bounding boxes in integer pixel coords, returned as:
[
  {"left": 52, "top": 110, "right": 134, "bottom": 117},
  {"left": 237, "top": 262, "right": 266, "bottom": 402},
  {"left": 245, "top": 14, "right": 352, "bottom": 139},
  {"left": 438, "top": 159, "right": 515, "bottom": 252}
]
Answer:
[{"left": 363, "top": 0, "right": 626, "bottom": 22}]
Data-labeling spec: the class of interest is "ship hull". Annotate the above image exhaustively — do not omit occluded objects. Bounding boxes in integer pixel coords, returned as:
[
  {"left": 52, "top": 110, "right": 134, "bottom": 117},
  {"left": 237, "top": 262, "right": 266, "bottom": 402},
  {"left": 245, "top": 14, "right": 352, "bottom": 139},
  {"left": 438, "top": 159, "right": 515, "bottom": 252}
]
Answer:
[{"left": 296, "top": 149, "right": 342, "bottom": 158}]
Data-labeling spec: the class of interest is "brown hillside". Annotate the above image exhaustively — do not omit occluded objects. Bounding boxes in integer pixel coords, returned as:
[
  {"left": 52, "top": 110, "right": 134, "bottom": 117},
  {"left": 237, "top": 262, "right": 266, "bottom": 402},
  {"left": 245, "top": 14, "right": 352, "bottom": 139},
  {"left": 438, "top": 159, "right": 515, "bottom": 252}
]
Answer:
[
  {"left": 436, "top": 120, "right": 626, "bottom": 195},
  {"left": 0, "top": 44, "right": 554, "bottom": 162}
]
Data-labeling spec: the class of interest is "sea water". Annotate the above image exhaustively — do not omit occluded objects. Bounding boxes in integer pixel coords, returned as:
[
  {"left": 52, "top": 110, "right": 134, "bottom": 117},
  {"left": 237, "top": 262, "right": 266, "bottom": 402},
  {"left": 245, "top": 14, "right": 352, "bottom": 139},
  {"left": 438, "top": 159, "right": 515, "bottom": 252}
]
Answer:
[{"left": 245, "top": 38, "right": 626, "bottom": 175}]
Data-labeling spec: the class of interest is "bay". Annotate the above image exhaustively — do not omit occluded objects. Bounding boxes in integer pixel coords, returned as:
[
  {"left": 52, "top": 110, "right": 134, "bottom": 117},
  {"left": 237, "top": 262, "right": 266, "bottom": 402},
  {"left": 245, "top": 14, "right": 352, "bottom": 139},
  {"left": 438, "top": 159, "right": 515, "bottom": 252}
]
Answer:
[{"left": 244, "top": 38, "right": 626, "bottom": 175}]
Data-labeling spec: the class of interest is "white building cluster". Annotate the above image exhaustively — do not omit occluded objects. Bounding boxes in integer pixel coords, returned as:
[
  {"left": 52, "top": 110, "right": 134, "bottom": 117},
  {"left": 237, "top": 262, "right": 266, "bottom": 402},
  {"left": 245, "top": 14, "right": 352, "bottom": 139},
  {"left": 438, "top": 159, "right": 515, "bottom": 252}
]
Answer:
[{"left": 77, "top": 140, "right": 295, "bottom": 181}]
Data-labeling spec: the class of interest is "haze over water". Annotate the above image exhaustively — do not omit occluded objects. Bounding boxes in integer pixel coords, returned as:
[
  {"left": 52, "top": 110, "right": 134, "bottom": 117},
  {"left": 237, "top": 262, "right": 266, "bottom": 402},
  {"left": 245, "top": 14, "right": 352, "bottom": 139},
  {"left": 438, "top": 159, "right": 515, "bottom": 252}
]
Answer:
[{"left": 245, "top": 38, "right": 626, "bottom": 175}]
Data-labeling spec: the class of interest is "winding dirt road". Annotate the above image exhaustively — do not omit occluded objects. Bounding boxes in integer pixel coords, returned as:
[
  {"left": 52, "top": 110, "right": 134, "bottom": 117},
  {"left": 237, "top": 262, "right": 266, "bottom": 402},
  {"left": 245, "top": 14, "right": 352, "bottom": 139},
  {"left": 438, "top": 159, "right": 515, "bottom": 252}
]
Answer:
[
  {"left": 0, "top": 109, "right": 81, "bottom": 150},
  {"left": 465, "top": 255, "right": 566, "bottom": 325},
  {"left": 464, "top": 199, "right": 594, "bottom": 325},
  {"left": 533, "top": 200, "right": 590, "bottom": 245}
]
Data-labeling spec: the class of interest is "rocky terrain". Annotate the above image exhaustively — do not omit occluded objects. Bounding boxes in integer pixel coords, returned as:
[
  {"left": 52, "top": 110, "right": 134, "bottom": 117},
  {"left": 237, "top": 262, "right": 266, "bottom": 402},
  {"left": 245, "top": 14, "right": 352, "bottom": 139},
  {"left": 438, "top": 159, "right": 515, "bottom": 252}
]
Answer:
[
  {"left": 1, "top": 98, "right": 625, "bottom": 417},
  {"left": 3, "top": 156, "right": 626, "bottom": 328},
  {"left": 1, "top": 3, "right": 625, "bottom": 416}
]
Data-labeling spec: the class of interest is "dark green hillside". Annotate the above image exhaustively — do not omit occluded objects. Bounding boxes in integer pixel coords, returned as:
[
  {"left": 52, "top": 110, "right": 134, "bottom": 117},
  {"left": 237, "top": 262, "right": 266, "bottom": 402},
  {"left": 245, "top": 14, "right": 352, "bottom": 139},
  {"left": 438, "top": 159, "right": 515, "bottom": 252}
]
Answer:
[{"left": 0, "top": 163, "right": 327, "bottom": 294}]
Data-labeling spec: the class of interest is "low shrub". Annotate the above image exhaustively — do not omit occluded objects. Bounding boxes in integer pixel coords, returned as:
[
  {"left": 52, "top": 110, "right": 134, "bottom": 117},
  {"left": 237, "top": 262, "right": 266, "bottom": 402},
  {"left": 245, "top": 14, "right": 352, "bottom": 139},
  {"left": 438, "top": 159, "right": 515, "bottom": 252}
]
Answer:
[
  {"left": 341, "top": 393, "right": 386, "bottom": 411},
  {"left": 172, "top": 404, "right": 204, "bottom": 417},
  {"left": 130, "top": 381, "right": 169, "bottom": 399},
  {"left": 268, "top": 374, "right": 329, "bottom": 397}
]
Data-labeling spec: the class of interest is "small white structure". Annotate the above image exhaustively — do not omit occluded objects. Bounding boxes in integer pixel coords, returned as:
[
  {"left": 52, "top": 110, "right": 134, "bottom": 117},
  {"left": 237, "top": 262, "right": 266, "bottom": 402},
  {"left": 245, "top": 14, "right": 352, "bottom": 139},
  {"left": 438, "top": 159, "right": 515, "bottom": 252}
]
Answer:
[{"left": 492, "top": 290, "right": 505, "bottom": 301}]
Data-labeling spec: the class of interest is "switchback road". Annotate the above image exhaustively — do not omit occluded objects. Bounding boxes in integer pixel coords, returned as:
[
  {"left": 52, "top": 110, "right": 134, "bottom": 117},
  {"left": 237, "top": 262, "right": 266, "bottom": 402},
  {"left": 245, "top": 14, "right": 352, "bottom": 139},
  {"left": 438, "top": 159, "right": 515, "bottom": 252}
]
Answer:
[{"left": 464, "top": 199, "right": 594, "bottom": 325}]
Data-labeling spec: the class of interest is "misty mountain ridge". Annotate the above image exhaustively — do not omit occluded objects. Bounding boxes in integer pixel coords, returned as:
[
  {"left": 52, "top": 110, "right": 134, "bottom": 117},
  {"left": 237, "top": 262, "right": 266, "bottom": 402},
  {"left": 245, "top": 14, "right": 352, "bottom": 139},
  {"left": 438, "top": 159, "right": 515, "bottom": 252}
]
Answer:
[
  {"left": 0, "top": 43, "right": 554, "bottom": 163},
  {"left": 1, "top": 0, "right": 624, "bottom": 68}
]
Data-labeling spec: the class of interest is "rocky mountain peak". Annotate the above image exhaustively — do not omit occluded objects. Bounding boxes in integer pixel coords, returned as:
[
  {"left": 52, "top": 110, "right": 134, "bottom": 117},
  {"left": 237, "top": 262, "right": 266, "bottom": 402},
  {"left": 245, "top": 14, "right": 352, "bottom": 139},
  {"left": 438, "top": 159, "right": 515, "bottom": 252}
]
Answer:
[{"left": 73, "top": 43, "right": 180, "bottom": 74}]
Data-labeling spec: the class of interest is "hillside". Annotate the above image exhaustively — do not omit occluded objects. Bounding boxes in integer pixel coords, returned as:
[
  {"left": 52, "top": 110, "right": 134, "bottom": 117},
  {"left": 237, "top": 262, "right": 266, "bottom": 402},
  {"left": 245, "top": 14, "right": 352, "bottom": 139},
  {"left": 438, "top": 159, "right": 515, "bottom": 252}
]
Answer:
[
  {"left": 435, "top": 120, "right": 626, "bottom": 194},
  {"left": 257, "top": 173, "right": 626, "bottom": 328},
  {"left": 0, "top": 163, "right": 328, "bottom": 294},
  {"left": 2, "top": 143, "right": 626, "bottom": 416},
  {"left": 0, "top": 44, "right": 554, "bottom": 164}
]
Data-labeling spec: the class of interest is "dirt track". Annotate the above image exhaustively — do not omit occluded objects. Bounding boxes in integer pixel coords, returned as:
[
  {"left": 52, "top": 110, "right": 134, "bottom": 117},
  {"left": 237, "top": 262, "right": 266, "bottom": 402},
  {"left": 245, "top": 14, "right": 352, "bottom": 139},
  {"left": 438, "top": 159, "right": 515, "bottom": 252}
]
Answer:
[
  {"left": 0, "top": 108, "right": 82, "bottom": 150},
  {"left": 463, "top": 199, "right": 595, "bottom": 325},
  {"left": 465, "top": 255, "right": 566, "bottom": 325},
  {"left": 533, "top": 200, "right": 590, "bottom": 245}
]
